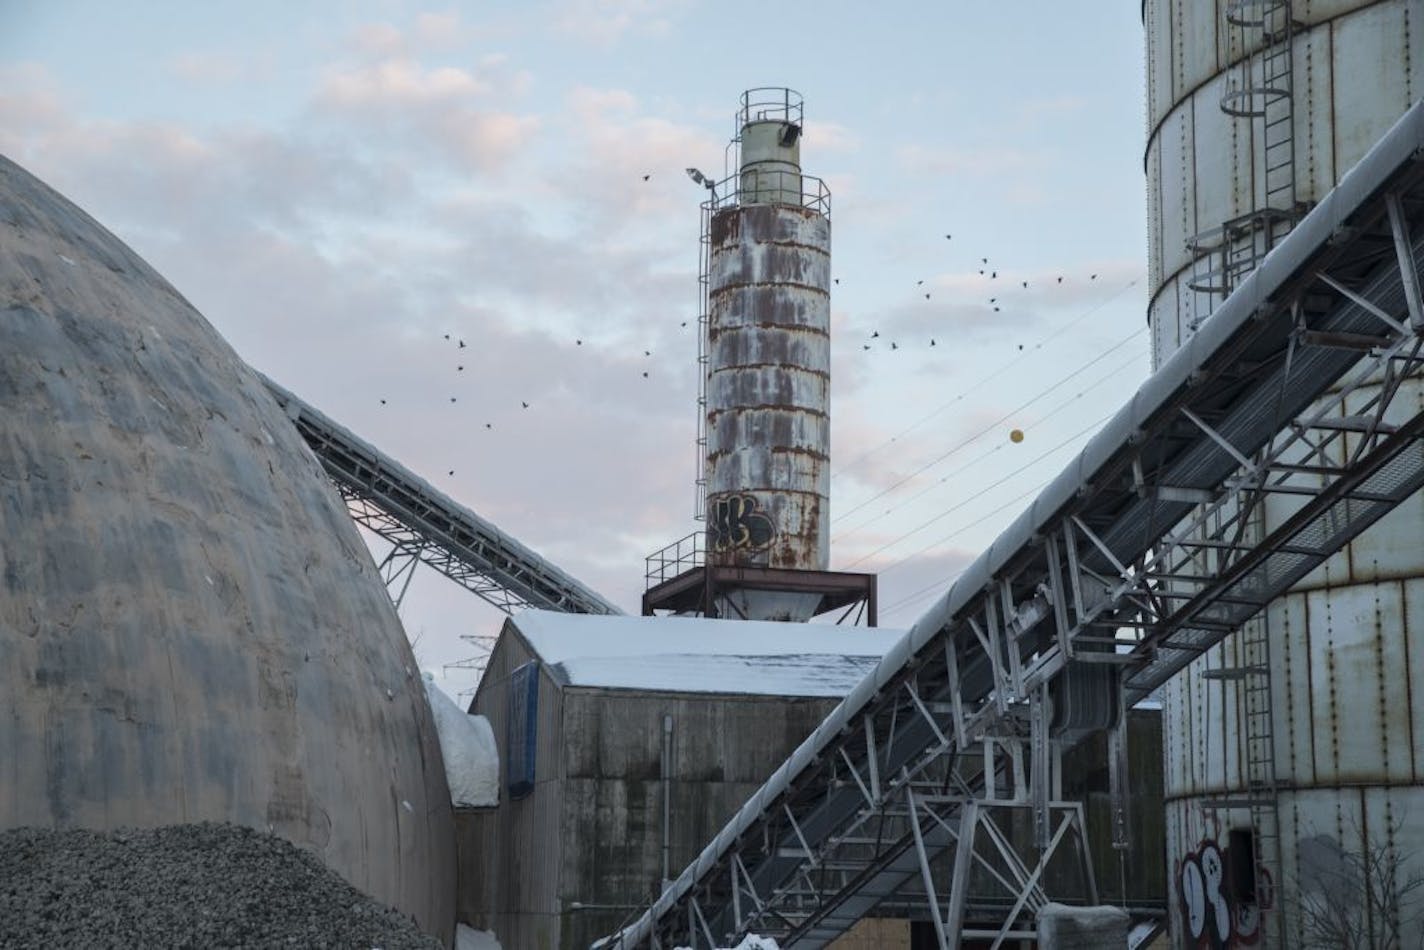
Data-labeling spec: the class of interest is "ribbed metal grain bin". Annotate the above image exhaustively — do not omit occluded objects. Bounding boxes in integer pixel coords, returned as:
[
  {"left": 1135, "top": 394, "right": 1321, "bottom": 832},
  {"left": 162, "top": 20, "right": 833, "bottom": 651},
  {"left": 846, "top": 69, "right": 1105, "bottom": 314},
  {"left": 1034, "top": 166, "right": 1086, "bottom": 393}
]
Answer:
[
  {"left": 0, "top": 157, "right": 455, "bottom": 944},
  {"left": 705, "top": 89, "right": 831, "bottom": 588},
  {"left": 1143, "top": 2, "right": 1424, "bottom": 946}
]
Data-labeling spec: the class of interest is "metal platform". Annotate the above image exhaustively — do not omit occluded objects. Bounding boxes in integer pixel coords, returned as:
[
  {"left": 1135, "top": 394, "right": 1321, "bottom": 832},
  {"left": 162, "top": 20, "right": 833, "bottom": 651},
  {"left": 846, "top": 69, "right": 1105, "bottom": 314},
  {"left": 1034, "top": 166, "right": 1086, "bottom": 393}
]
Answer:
[
  {"left": 263, "top": 377, "right": 622, "bottom": 617},
  {"left": 601, "top": 99, "right": 1424, "bottom": 949},
  {"left": 643, "top": 564, "right": 876, "bottom": 625}
]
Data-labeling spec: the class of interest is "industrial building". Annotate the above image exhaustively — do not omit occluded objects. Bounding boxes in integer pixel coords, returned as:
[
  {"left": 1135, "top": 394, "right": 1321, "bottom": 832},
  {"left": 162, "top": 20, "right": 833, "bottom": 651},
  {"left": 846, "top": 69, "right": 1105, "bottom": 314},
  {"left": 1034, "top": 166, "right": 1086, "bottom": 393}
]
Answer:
[
  {"left": 456, "top": 611, "right": 905, "bottom": 949},
  {"left": 5, "top": 3, "right": 1424, "bottom": 948}
]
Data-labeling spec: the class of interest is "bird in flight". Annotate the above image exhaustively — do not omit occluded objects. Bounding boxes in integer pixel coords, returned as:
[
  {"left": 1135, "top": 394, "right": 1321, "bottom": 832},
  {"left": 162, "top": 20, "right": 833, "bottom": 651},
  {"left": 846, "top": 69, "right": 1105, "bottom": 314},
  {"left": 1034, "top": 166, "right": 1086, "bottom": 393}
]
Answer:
[
  {"left": 862, "top": 344, "right": 871, "bottom": 350},
  {"left": 521, "top": 401, "right": 529, "bottom": 409},
  {"left": 379, "top": 399, "right": 387, "bottom": 405},
  {"left": 485, "top": 423, "right": 492, "bottom": 429},
  {"left": 457, "top": 365, "right": 464, "bottom": 371},
  {"left": 924, "top": 293, "right": 931, "bottom": 300},
  {"left": 871, "top": 330, "right": 880, "bottom": 338},
  {"left": 1090, "top": 273, "right": 1098, "bottom": 280},
  {"left": 448, "top": 469, "right": 454, "bottom": 476},
  {"left": 917, "top": 279, "right": 924, "bottom": 286},
  {"left": 1057, "top": 276, "right": 1063, "bottom": 283},
  {"left": 930, "top": 338, "right": 936, "bottom": 346},
  {"left": 1021, "top": 281, "right": 1029, "bottom": 289},
  {"left": 450, "top": 397, "right": 457, "bottom": 403},
  {"left": 458, "top": 340, "right": 466, "bottom": 348},
  {"left": 642, "top": 174, "right": 651, "bottom": 181},
  {"left": 576, "top": 339, "right": 583, "bottom": 346},
  {"left": 944, "top": 234, "right": 951, "bottom": 240},
  {"left": 642, "top": 371, "right": 649, "bottom": 378},
  {"left": 890, "top": 341, "right": 898, "bottom": 350}
]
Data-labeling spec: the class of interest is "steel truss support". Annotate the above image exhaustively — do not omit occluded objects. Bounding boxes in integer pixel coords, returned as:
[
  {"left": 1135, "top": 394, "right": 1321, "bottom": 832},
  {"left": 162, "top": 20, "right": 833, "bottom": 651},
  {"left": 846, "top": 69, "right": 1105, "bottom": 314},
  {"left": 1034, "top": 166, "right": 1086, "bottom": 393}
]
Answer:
[
  {"left": 601, "top": 105, "right": 1424, "bottom": 950},
  {"left": 263, "top": 377, "right": 622, "bottom": 617}
]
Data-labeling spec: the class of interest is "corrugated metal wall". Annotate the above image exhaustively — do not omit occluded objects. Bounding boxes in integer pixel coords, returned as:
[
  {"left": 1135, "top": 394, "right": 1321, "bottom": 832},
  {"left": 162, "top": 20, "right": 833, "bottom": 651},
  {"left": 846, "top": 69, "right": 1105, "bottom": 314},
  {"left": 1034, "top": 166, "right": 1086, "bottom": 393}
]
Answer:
[
  {"left": 457, "top": 626, "right": 567, "bottom": 949},
  {"left": 1143, "top": 2, "right": 1424, "bottom": 946},
  {"left": 455, "top": 638, "right": 843, "bottom": 950}
]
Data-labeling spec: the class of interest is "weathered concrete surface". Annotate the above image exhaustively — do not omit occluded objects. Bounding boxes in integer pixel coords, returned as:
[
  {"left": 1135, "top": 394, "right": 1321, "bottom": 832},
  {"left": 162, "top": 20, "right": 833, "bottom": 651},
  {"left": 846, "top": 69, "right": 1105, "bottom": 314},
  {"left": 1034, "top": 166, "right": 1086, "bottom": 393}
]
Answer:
[
  {"left": 0, "top": 155, "right": 455, "bottom": 942},
  {"left": 1037, "top": 902, "right": 1129, "bottom": 949}
]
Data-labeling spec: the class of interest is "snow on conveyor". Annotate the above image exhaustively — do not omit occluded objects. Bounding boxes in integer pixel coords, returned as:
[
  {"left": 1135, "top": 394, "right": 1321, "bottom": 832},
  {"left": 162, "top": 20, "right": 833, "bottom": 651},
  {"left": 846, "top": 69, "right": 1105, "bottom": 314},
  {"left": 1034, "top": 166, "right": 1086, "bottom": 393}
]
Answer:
[{"left": 511, "top": 611, "right": 905, "bottom": 698}]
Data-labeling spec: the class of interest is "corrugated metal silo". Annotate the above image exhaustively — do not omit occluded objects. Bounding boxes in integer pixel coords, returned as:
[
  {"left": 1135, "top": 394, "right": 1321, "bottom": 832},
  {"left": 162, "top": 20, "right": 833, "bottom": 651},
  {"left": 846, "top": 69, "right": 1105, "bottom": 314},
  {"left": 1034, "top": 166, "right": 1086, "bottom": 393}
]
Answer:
[
  {"left": 703, "top": 89, "right": 832, "bottom": 620},
  {"left": 1143, "top": 2, "right": 1424, "bottom": 946}
]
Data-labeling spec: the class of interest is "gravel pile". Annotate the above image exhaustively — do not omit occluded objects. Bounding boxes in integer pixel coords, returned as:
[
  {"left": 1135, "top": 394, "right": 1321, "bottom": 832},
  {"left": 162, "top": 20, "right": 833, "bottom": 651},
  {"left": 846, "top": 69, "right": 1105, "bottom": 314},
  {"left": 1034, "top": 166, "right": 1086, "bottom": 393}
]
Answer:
[{"left": 0, "top": 822, "right": 442, "bottom": 949}]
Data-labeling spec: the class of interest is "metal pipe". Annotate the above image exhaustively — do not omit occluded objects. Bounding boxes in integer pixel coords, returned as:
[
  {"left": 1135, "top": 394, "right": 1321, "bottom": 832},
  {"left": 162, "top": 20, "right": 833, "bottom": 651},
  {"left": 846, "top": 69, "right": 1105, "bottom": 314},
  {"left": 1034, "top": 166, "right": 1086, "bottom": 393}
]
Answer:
[{"left": 662, "top": 714, "right": 674, "bottom": 885}]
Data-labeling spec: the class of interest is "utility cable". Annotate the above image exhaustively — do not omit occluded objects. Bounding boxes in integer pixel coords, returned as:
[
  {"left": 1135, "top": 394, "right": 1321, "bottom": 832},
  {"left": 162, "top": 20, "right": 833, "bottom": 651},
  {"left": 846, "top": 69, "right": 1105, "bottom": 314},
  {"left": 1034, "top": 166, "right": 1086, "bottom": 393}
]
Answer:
[
  {"left": 843, "top": 409, "right": 1113, "bottom": 571},
  {"left": 832, "top": 344, "right": 1147, "bottom": 543},
  {"left": 833, "top": 278, "right": 1141, "bottom": 479},
  {"left": 832, "top": 326, "right": 1145, "bottom": 527}
]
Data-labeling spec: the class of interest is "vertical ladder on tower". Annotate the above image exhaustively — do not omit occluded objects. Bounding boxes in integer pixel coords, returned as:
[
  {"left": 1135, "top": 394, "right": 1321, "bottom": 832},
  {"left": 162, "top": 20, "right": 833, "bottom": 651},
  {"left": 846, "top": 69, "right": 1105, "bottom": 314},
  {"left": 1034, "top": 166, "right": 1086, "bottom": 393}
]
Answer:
[
  {"left": 1201, "top": 489, "right": 1281, "bottom": 947},
  {"left": 1187, "top": 0, "right": 1303, "bottom": 334},
  {"left": 694, "top": 198, "right": 712, "bottom": 522}
]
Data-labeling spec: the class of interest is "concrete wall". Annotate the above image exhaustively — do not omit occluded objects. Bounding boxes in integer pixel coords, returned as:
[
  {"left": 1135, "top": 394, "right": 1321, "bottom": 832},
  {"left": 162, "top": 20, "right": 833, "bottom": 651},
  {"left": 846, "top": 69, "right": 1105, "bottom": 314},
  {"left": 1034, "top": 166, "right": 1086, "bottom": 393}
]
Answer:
[{"left": 0, "top": 156, "right": 455, "bottom": 943}]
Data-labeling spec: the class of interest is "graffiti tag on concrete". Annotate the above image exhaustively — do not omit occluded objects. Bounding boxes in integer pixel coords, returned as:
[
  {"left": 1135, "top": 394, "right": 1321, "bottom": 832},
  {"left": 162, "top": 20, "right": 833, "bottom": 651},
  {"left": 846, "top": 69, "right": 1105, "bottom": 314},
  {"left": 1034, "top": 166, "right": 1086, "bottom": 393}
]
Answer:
[{"left": 1178, "top": 838, "right": 1274, "bottom": 948}]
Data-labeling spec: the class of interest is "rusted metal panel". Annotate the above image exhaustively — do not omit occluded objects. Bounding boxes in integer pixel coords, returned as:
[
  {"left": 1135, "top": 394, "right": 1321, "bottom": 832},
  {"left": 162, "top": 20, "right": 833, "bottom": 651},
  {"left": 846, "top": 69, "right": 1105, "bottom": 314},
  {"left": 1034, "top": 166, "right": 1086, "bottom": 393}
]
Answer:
[{"left": 705, "top": 203, "right": 830, "bottom": 574}]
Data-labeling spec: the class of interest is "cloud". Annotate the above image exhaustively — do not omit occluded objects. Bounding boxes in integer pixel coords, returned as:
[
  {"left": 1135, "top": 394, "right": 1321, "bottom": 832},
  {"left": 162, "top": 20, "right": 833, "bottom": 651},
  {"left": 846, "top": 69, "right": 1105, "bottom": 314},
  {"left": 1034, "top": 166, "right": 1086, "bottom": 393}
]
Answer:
[
  {"left": 802, "top": 120, "right": 859, "bottom": 154},
  {"left": 348, "top": 12, "right": 474, "bottom": 58},
  {"left": 316, "top": 58, "right": 492, "bottom": 109},
  {"left": 168, "top": 53, "right": 240, "bottom": 84},
  {"left": 552, "top": 0, "right": 690, "bottom": 46},
  {"left": 895, "top": 143, "right": 1041, "bottom": 177}
]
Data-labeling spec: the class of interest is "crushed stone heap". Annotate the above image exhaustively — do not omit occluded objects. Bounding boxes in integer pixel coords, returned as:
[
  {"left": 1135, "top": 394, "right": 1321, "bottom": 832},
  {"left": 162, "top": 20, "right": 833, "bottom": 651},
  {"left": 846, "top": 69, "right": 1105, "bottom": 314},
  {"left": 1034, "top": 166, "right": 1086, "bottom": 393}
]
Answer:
[{"left": 0, "top": 823, "right": 441, "bottom": 949}]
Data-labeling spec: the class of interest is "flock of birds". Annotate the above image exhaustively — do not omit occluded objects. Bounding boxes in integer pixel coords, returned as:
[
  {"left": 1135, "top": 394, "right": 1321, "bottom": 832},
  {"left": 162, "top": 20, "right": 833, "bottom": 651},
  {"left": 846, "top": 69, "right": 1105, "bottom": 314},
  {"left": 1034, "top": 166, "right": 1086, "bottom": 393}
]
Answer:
[
  {"left": 374, "top": 176, "right": 1109, "bottom": 477},
  {"left": 854, "top": 235, "right": 1100, "bottom": 354}
]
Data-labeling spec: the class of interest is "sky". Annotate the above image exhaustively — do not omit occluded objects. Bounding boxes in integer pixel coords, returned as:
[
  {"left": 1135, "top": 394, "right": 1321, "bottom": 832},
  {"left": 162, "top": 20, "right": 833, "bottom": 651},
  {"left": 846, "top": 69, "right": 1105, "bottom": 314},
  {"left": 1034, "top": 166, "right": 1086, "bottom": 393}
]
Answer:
[{"left": 1, "top": 1, "right": 1152, "bottom": 699}]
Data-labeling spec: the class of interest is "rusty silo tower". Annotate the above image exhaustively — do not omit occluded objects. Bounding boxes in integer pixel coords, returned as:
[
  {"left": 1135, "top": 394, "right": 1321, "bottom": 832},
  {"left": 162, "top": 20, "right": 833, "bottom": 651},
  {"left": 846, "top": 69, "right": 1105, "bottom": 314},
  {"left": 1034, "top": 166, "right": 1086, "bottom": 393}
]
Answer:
[{"left": 643, "top": 89, "right": 875, "bottom": 624}]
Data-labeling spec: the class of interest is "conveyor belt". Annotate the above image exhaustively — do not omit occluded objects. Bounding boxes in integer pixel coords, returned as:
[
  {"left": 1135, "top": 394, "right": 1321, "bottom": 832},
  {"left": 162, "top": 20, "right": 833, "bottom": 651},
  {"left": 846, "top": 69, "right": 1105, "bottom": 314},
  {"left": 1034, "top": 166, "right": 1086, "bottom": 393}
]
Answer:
[
  {"left": 263, "top": 377, "right": 623, "bottom": 617},
  {"left": 605, "top": 98, "right": 1424, "bottom": 949}
]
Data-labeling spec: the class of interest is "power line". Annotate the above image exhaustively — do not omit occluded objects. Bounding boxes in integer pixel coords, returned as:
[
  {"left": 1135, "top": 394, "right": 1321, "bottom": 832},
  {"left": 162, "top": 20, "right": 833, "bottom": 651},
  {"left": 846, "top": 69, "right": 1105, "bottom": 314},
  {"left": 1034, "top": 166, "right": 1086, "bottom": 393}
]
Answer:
[
  {"left": 831, "top": 345, "right": 1147, "bottom": 543},
  {"left": 832, "top": 326, "right": 1146, "bottom": 527},
  {"left": 833, "top": 278, "right": 1141, "bottom": 479},
  {"left": 843, "top": 409, "right": 1114, "bottom": 572}
]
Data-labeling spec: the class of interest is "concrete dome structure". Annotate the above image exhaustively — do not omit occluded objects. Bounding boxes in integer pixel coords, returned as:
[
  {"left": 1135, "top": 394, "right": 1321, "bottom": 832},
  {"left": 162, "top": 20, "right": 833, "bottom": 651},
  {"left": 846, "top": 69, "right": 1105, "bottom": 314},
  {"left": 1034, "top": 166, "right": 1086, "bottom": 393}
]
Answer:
[{"left": 0, "top": 156, "right": 455, "bottom": 943}]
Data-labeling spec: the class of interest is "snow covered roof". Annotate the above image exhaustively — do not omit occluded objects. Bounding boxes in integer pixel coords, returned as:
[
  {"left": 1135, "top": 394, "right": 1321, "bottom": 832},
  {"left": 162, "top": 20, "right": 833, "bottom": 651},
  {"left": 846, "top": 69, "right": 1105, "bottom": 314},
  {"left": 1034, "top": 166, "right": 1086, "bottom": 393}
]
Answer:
[{"left": 508, "top": 610, "right": 904, "bottom": 698}]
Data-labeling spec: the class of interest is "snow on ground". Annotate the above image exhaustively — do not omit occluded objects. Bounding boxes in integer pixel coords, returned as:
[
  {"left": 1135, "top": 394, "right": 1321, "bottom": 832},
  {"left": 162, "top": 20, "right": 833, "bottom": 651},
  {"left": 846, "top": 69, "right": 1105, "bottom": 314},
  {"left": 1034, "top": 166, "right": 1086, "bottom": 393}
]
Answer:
[
  {"left": 423, "top": 675, "right": 499, "bottom": 807},
  {"left": 674, "top": 937, "right": 779, "bottom": 950},
  {"left": 512, "top": 610, "right": 905, "bottom": 697},
  {"left": 455, "top": 923, "right": 502, "bottom": 950}
]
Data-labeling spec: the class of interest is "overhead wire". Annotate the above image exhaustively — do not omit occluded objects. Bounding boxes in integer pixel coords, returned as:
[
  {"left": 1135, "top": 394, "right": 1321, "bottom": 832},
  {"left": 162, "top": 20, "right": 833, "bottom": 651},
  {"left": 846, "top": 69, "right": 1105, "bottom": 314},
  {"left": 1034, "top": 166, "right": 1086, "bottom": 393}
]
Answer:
[
  {"left": 841, "top": 409, "right": 1112, "bottom": 571},
  {"left": 874, "top": 476, "right": 1055, "bottom": 617},
  {"left": 833, "top": 277, "right": 1141, "bottom": 480},
  {"left": 832, "top": 325, "right": 1146, "bottom": 528},
  {"left": 831, "top": 343, "right": 1148, "bottom": 543}
]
